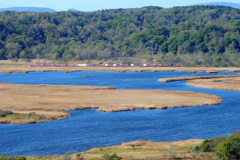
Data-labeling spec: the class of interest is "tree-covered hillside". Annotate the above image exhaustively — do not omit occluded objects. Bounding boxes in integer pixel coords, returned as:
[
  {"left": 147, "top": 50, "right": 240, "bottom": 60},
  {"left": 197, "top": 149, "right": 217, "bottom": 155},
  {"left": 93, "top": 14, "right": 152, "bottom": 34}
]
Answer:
[{"left": 0, "top": 5, "right": 240, "bottom": 66}]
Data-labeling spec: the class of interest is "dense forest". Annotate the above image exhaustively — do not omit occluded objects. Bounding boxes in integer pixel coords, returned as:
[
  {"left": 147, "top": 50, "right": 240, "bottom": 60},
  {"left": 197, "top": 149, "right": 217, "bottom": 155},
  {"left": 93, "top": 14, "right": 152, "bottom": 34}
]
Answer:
[{"left": 0, "top": 5, "right": 240, "bottom": 66}]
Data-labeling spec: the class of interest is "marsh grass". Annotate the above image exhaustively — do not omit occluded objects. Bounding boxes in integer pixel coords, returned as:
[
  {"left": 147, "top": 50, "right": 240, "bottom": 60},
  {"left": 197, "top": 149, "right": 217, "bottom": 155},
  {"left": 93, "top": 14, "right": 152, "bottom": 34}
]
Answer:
[{"left": 2, "top": 112, "right": 62, "bottom": 123}]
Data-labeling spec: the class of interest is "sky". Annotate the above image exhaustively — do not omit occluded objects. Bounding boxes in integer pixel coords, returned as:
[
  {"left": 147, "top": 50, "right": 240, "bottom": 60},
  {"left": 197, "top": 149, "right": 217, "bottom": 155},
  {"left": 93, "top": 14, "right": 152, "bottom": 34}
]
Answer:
[{"left": 0, "top": 0, "right": 239, "bottom": 11}]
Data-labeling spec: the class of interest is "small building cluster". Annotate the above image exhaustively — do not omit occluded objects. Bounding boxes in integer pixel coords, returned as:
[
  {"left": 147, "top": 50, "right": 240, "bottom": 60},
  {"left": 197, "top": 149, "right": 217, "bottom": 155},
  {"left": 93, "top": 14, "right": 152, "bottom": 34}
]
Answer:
[{"left": 30, "top": 63, "right": 180, "bottom": 67}]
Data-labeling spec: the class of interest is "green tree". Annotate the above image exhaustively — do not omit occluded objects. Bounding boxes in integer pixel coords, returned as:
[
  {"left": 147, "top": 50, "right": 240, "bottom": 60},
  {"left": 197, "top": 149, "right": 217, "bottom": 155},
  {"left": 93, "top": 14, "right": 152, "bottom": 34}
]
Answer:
[
  {"left": 159, "top": 42, "right": 168, "bottom": 53},
  {"left": 5, "top": 43, "right": 22, "bottom": 59},
  {"left": 216, "top": 135, "right": 240, "bottom": 160}
]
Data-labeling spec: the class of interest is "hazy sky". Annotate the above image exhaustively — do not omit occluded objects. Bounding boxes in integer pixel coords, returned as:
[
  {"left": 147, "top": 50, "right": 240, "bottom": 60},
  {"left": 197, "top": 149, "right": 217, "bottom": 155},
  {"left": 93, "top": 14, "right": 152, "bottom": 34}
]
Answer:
[{"left": 0, "top": 0, "right": 239, "bottom": 11}]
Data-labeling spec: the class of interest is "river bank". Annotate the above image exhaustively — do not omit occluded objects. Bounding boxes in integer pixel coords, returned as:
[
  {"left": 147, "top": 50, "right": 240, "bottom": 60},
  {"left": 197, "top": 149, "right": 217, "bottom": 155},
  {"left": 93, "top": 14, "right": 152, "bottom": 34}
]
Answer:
[
  {"left": 1, "top": 60, "right": 240, "bottom": 74},
  {"left": 1, "top": 139, "right": 218, "bottom": 160}
]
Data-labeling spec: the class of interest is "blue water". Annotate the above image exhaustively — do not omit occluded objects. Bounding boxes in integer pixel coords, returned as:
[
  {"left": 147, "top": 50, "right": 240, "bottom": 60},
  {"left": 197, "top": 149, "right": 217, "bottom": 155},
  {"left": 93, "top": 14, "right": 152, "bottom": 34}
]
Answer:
[{"left": 0, "top": 71, "right": 239, "bottom": 156}]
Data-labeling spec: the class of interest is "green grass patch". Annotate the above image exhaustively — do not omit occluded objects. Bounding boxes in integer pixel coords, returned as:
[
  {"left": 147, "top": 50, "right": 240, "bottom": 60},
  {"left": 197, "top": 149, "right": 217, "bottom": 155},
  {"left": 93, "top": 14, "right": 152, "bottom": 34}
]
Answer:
[{"left": 0, "top": 155, "right": 27, "bottom": 160}]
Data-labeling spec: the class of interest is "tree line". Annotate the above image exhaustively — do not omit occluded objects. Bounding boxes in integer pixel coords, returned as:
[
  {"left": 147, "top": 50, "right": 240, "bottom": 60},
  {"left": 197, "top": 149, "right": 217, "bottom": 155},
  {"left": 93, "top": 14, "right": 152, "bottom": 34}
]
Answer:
[{"left": 0, "top": 5, "right": 240, "bottom": 66}]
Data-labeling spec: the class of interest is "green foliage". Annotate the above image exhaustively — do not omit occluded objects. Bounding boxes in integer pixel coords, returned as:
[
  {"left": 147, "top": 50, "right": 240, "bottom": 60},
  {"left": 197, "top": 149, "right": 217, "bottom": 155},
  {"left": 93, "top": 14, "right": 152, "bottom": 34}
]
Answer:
[
  {"left": 0, "top": 5, "right": 240, "bottom": 65},
  {"left": 195, "top": 137, "right": 226, "bottom": 152},
  {"left": 195, "top": 130, "right": 240, "bottom": 160},
  {"left": 215, "top": 133, "right": 240, "bottom": 160}
]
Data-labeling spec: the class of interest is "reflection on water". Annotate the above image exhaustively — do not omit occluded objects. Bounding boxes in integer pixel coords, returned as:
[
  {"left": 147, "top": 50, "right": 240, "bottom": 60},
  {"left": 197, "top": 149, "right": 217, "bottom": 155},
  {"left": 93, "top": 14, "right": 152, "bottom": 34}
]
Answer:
[{"left": 0, "top": 71, "right": 239, "bottom": 155}]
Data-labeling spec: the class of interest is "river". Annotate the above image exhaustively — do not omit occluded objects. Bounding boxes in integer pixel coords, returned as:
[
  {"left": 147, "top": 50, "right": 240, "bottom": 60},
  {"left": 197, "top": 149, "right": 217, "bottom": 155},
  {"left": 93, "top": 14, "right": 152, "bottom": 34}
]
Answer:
[{"left": 0, "top": 71, "right": 239, "bottom": 155}]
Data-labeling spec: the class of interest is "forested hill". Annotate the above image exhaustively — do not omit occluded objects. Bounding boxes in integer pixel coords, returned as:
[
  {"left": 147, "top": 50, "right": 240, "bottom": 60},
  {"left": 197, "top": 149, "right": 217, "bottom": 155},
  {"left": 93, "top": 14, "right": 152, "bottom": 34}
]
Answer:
[{"left": 0, "top": 5, "right": 240, "bottom": 66}]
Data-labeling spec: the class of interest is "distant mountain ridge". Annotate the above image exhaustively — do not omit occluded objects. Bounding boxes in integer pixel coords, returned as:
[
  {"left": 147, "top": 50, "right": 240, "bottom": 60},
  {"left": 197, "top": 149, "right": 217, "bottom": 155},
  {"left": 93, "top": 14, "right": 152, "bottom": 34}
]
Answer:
[
  {"left": 193, "top": 2, "right": 240, "bottom": 9},
  {"left": 68, "top": 8, "right": 78, "bottom": 12},
  {"left": 0, "top": 7, "right": 56, "bottom": 12}
]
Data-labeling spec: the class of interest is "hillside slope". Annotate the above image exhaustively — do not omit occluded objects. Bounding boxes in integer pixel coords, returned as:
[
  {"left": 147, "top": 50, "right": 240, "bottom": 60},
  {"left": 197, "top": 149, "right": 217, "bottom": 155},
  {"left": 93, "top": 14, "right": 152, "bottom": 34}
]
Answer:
[{"left": 0, "top": 6, "right": 240, "bottom": 66}]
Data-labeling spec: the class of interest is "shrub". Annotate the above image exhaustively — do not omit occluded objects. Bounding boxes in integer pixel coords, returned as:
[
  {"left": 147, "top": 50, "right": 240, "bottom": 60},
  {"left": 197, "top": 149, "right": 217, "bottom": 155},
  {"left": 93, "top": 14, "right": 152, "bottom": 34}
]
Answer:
[
  {"left": 0, "top": 111, "right": 13, "bottom": 117},
  {"left": 195, "top": 137, "right": 226, "bottom": 152},
  {"left": 215, "top": 134, "right": 240, "bottom": 159}
]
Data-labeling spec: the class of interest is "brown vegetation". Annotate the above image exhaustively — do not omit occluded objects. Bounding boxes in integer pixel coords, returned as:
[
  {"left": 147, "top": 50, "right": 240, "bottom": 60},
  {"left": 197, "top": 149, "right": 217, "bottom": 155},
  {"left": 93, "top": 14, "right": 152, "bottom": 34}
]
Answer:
[
  {"left": 186, "top": 75, "right": 240, "bottom": 91},
  {"left": 158, "top": 74, "right": 240, "bottom": 82},
  {"left": 158, "top": 73, "right": 240, "bottom": 91},
  {"left": 0, "top": 82, "right": 222, "bottom": 124}
]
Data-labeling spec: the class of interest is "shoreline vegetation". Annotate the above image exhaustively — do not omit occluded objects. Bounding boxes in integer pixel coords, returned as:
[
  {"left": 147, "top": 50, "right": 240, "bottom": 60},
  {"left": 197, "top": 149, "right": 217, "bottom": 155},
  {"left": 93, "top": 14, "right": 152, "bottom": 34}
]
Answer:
[
  {"left": 0, "top": 139, "right": 207, "bottom": 160},
  {"left": 0, "top": 111, "right": 68, "bottom": 124}
]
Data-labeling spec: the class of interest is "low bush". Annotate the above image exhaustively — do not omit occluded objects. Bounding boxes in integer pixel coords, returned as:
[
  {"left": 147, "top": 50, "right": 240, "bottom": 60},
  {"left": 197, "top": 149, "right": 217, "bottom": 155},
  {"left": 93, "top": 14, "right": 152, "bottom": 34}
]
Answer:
[
  {"left": 195, "top": 137, "right": 226, "bottom": 152},
  {"left": 195, "top": 130, "right": 240, "bottom": 159},
  {"left": 0, "top": 111, "right": 13, "bottom": 118},
  {"left": 215, "top": 133, "right": 240, "bottom": 160}
]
